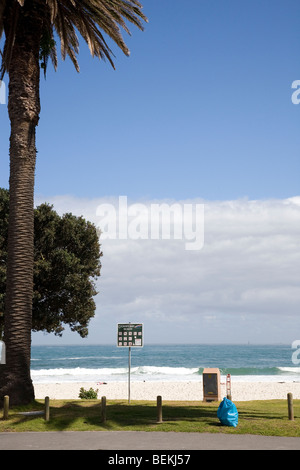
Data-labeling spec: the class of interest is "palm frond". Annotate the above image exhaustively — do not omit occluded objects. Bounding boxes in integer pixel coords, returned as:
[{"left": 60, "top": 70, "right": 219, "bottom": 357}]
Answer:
[
  {"left": 54, "top": 2, "right": 80, "bottom": 71},
  {"left": 0, "top": 2, "right": 20, "bottom": 80},
  {"left": 0, "top": 2, "right": 5, "bottom": 42},
  {"left": 0, "top": 0, "right": 148, "bottom": 77}
]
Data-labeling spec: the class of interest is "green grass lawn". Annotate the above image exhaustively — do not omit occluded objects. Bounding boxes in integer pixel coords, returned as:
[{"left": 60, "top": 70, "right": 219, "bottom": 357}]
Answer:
[{"left": 1, "top": 398, "right": 300, "bottom": 437}]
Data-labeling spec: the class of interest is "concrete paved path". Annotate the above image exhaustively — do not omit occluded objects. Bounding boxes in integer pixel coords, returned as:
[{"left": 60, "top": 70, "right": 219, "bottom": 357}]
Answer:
[{"left": 0, "top": 431, "right": 299, "bottom": 450}]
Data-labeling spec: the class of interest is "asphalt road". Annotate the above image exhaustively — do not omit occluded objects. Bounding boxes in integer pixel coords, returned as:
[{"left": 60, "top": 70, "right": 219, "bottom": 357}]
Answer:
[{"left": 0, "top": 431, "right": 299, "bottom": 450}]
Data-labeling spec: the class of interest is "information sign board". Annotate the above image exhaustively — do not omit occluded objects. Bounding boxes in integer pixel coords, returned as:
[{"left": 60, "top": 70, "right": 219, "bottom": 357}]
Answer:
[{"left": 117, "top": 323, "right": 143, "bottom": 347}]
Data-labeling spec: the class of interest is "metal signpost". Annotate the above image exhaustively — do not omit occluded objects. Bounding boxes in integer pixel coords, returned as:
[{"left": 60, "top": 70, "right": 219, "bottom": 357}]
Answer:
[{"left": 117, "top": 323, "right": 143, "bottom": 403}]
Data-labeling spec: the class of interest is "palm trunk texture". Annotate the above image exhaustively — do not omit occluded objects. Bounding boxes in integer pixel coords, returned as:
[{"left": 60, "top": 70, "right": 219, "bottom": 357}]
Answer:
[{"left": 0, "top": 2, "right": 43, "bottom": 405}]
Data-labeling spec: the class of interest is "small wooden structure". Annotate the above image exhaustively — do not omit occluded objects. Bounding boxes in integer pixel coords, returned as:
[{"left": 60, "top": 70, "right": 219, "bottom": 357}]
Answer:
[{"left": 203, "top": 368, "right": 221, "bottom": 402}]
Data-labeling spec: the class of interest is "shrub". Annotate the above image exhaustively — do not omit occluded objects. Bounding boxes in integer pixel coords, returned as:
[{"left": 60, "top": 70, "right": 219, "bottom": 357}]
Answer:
[{"left": 78, "top": 387, "right": 99, "bottom": 399}]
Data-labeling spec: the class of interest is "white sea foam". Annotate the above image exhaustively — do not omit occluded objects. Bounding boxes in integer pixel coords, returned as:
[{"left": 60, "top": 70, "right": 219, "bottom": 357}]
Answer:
[
  {"left": 31, "top": 365, "right": 201, "bottom": 383},
  {"left": 31, "top": 365, "right": 300, "bottom": 384},
  {"left": 277, "top": 367, "right": 300, "bottom": 374}
]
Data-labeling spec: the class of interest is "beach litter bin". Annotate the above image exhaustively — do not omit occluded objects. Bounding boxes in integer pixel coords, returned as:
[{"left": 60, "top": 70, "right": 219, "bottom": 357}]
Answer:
[
  {"left": 217, "top": 397, "right": 238, "bottom": 427},
  {"left": 203, "top": 368, "right": 220, "bottom": 402}
]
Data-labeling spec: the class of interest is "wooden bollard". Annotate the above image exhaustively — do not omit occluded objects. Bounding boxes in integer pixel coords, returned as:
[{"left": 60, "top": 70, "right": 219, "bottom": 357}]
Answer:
[
  {"left": 287, "top": 393, "right": 294, "bottom": 421},
  {"left": 3, "top": 395, "right": 9, "bottom": 420},
  {"left": 45, "top": 396, "right": 50, "bottom": 421},
  {"left": 101, "top": 396, "right": 106, "bottom": 423},
  {"left": 157, "top": 395, "right": 163, "bottom": 423}
]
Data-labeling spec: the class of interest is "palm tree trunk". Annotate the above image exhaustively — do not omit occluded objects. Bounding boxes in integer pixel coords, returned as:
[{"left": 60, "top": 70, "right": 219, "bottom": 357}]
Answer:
[{"left": 0, "top": 2, "right": 43, "bottom": 405}]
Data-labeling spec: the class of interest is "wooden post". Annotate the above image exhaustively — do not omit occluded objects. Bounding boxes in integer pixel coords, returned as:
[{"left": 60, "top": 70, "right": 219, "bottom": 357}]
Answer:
[
  {"left": 157, "top": 395, "right": 163, "bottom": 423},
  {"left": 45, "top": 396, "right": 50, "bottom": 421},
  {"left": 226, "top": 374, "right": 232, "bottom": 401},
  {"left": 3, "top": 395, "right": 9, "bottom": 420},
  {"left": 287, "top": 393, "right": 294, "bottom": 421},
  {"left": 101, "top": 396, "right": 106, "bottom": 423}
]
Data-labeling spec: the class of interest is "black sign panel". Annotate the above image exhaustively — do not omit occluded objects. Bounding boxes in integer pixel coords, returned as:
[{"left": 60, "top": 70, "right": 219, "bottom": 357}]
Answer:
[{"left": 117, "top": 323, "right": 143, "bottom": 347}]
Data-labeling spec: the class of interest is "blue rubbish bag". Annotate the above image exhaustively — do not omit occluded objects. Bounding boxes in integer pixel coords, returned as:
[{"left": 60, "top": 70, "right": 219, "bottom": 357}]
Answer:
[{"left": 217, "top": 397, "right": 238, "bottom": 427}]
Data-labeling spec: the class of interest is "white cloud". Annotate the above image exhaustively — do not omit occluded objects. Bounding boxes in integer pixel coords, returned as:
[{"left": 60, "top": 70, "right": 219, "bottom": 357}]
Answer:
[{"left": 33, "top": 195, "right": 300, "bottom": 344}]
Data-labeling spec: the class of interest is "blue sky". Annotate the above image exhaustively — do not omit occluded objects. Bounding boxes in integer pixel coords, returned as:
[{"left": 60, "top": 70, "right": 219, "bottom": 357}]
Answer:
[
  {"left": 0, "top": 0, "right": 300, "bottom": 345},
  {"left": 1, "top": 0, "right": 300, "bottom": 200}
]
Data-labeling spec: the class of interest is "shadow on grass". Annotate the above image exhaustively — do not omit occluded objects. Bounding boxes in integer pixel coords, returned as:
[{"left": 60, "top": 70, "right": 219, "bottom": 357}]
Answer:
[
  {"left": 2, "top": 399, "right": 299, "bottom": 435},
  {"left": 4, "top": 400, "right": 219, "bottom": 431},
  {"left": 43, "top": 401, "right": 224, "bottom": 432}
]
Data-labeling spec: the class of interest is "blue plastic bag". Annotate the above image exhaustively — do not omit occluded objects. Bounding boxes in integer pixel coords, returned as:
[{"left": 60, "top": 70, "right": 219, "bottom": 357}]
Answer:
[{"left": 217, "top": 397, "right": 238, "bottom": 427}]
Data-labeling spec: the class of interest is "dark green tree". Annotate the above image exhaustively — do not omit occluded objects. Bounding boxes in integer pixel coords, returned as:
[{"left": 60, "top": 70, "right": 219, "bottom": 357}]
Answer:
[{"left": 0, "top": 188, "right": 102, "bottom": 340}]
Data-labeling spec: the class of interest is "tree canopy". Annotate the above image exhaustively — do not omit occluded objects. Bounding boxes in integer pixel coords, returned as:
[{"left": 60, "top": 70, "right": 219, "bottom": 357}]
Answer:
[
  {"left": 0, "top": 188, "right": 102, "bottom": 339},
  {"left": 0, "top": 0, "right": 148, "bottom": 78}
]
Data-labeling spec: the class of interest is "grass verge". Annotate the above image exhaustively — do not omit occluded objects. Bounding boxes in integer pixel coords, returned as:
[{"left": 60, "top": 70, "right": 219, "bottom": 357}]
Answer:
[{"left": 1, "top": 399, "right": 300, "bottom": 437}]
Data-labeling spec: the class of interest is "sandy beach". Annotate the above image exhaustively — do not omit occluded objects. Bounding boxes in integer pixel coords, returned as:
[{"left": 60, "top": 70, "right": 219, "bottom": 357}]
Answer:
[{"left": 33, "top": 380, "right": 300, "bottom": 402}]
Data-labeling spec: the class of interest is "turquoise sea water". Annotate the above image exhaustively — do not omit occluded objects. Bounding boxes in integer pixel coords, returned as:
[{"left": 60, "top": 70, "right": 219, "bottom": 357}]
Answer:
[{"left": 30, "top": 344, "right": 300, "bottom": 384}]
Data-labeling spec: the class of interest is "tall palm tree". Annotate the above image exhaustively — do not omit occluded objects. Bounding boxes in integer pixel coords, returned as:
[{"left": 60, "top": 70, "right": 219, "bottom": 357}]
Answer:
[{"left": 0, "top": 0, "right": 147, "bottom": 405}]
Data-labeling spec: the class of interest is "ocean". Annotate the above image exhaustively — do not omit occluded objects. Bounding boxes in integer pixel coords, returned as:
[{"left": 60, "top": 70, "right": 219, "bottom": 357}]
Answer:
[{"left": 30, "top": 343, "right": 300, "bottom": 384}]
